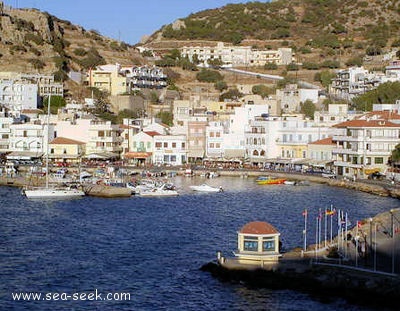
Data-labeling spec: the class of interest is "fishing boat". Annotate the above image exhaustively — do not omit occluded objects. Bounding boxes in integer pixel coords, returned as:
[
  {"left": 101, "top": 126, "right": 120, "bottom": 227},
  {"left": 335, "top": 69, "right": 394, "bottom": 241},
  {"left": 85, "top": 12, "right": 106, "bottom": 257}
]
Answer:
[
  {"left": 22, "top": 96, "right": 85, "bottom": 199},
  {"left": 255, "top": 176, "right": 286, "bottom": 185}
]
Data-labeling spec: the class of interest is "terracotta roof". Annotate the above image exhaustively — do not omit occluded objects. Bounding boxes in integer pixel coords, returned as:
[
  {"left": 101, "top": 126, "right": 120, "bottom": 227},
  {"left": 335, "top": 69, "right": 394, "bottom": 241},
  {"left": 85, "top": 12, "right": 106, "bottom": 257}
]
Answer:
[
  {"left": 50, "top": 137, "right": 85, "bottom": 145},
  {"left": 309, "top": 137, "right": 334, "bottom": 145},
  {"left": 333, "top": 119, "right": 400, "bottom": 128},
  {"left": 144, "top": 131, "right": 161, "bottom": 137},
  {"left": 240, "top": 221, "right": 279, "bottom": 235},
  {"left": 359, "top": 111, "right": 400, "bottom": 120}
]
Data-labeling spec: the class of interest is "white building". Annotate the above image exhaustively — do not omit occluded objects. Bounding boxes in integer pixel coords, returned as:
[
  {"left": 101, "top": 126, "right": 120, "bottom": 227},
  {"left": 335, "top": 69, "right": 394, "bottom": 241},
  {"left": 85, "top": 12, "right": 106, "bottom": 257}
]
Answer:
[
  {"left": 332, "top": 113, "right": 400, "bottom": 177},
  {"left": 0, "top": 80, "right": 38, "bottom": 110},
  {"left": 153, "top": 134, "right": 187, "bottom": 166},
  {"left": 206, "top": 121, "right": 225, "bottom": 158},
  {"left": 181, "top": 42, "right": 293, "bottom": 67},
  {"left": 86, "top": 119, "right": 123, "bottom": 157}
]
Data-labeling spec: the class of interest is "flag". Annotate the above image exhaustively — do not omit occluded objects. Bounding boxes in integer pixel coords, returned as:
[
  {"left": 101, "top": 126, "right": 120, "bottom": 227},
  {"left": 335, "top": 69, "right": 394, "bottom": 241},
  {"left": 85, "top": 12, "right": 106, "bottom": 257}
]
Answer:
[
  {"left": 326, "top": 209, "right": 336, "bottom": 216},
  {"left": 302, "top": 209, "right": 307, "bottom": 217},
  {"left": 357, "top": 220, "right": 362, "bottom": 228}
]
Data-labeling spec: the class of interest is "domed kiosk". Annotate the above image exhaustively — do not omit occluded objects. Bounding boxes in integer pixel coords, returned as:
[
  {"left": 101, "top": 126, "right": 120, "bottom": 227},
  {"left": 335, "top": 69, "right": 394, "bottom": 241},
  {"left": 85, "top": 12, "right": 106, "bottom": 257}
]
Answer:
[{"left": 217, "top": 221, "right": 282, "bottom": 269}]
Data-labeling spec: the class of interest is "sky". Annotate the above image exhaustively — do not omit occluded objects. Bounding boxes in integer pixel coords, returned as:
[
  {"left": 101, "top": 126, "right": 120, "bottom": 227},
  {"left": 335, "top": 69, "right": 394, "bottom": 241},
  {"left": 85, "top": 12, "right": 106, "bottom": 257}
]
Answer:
[{"left": 3, "top": 0, "right": 270, "bottom": 45}]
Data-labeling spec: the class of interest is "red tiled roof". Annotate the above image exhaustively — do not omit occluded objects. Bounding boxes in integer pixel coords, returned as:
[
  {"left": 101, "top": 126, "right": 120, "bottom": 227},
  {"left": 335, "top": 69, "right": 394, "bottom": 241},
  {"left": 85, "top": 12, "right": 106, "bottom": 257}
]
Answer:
[
  {"left": 50, "top": 137, "right": 85, "bottom": 145},
  {"left": 359, "top": 111, "right": 400, "bottom": 120},
  {"left": 144, "top": 131, "right": 161, "bottom": 137},
  {"left": 309, "top": 137, "right": 334, "bottom": 145},
  {"left": 240, "top": 221, "right": 279, "bottom": 235},
  {"left": 333, "top": 119, "right": 400, "bottom": 128}
]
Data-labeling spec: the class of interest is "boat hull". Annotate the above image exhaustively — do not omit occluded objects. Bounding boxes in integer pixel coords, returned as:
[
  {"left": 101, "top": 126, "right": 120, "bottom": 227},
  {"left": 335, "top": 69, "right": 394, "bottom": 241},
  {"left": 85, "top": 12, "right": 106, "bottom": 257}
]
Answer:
[{"left": 23, "top": 188, "right": 85, "bottom": 199}]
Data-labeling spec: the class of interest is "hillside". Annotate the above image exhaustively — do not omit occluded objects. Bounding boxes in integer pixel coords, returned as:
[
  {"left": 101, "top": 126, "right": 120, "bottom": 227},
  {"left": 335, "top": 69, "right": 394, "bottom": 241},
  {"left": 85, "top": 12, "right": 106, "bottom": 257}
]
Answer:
[
  {"left": 144, "top": 0, "right": 400, "bottom": 67},
  {"left": 0, "top": 5, "right": 144, "bottom": 76}
]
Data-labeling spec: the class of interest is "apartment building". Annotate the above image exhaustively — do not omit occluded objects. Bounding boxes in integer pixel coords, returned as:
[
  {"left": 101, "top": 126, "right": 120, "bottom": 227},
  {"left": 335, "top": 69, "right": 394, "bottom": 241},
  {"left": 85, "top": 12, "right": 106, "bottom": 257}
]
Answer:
[
  {"left": 181, "top": 42, "right": 293, "bottom": 67},
  {"left": 0, "top": 72, "right": 63, "bottom": 97},
  {"left": 86, "top": 119, "right": 123, "bottom": 156},
  {"left": 332, "top": 114, "right": 400, "bottom": 177},
  {"left": 0, "top": 80, "right": 38, "bottom": 110},
  {"left": 153, "top": 134, "right": 187, "bottom": 166}
]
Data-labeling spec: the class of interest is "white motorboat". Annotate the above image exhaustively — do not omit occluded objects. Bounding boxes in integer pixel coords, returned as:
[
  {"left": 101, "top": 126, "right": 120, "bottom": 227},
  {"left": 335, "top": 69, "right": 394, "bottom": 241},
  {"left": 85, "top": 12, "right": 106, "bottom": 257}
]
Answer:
[
  {"left": 189, "top": 184, "right": 223, "bottom": 192},
  {"left": 137, "top": 184, "right": 179, "bottom": 197}
]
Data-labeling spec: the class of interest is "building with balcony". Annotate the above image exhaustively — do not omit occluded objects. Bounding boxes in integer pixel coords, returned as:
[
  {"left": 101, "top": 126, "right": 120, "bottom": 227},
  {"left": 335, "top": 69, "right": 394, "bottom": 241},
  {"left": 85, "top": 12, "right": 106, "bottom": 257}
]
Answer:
[
  {"left": 332, "top": 115, "right": 400, "bottom": 177},
  {"left": 86, "top": 119, "right": 122, "bottom": 157},
  {"left": 153, "top": 134, "right": 187, "bottom": 166},
  {"left": 206, "top": 121, "right": 225, "bottom": 158},
  {"left": 0, "top": 80, "right": 38, "bottom": 110},
  {"left": 181, "top": 42, "right": 293, "bottom": 67},
  {"left": 9, "top": 119, "right": 53, "bottom": 156},
  {"left": 330, "top": 67, "right": 384, "bottom": 100}
]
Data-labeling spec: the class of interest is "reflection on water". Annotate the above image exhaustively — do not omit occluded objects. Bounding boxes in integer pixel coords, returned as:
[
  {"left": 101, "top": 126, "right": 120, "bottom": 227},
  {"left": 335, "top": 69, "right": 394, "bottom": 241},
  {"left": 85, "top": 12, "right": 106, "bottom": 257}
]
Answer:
[{"left": 0, "top": 176, "right": 397, "bottom": 310}]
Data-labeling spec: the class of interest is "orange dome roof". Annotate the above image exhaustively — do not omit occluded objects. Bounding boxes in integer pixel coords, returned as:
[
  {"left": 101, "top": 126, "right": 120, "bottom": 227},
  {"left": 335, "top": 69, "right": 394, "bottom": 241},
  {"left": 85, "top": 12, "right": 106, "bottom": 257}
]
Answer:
[{"left": 240, "top": 221, "right": 279, "bottom": 235}]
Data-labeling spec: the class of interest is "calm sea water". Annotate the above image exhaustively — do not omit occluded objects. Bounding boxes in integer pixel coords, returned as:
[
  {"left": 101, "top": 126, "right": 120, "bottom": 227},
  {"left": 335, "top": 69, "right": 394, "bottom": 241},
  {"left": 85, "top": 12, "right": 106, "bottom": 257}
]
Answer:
[{"left": 1, "top": 176, "right": 398, "bottom": 310}]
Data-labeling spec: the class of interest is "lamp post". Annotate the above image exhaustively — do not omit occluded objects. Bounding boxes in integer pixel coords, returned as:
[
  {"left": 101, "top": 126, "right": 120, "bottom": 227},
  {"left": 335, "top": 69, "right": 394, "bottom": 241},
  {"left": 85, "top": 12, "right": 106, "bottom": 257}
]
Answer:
[{"left": 369, "top": 217, "right": 373, "bottom": 268}]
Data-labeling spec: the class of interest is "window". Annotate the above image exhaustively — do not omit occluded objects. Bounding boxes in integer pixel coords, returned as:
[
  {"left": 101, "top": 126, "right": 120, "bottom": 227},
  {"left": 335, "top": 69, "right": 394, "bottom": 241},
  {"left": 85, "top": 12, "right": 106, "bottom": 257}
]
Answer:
[
  {"left": 210, "top": 132, "right": 214, "bottom": 137},
  {"left": 262, "top": 238, "right": 275, "bottom": 251},
  {"left": 374, "top": 157, "right": 384, "bottom": 164},
  {"left": 171, "top": 155, "right": 176, "bottom": 162},
  {"left": 182, "top": 142, "right": 185, "bottom": 148},
  {"left": 243, "top": 236, "right": 258, "bottom": 251},
  {"left": 164, "top": 142, "right": 168, "bottom": 148},
  {"left": 155, "top": 142, "right": 162, "bottom": 148},
  {"left": 172, "top": 142, "right": 176, "bottom": 148},
  {"left": 216, "top": 143, "right": 220, "bottom": 148},
  {"left": 210, "top": 143, "right": 214, "bottom": 148}
]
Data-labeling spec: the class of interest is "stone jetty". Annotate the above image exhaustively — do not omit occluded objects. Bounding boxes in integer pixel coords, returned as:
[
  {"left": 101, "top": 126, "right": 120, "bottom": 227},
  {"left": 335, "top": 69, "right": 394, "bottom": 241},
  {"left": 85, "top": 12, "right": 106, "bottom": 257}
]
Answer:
[{"left": 202, "top": 208, "right": 400, "bottom": 309}]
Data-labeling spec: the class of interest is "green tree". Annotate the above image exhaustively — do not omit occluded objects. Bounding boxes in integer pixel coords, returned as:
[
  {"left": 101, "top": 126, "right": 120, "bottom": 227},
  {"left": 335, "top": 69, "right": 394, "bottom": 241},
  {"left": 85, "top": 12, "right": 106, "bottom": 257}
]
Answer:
[
  {"left": 314, "top": 70, "right": 336, "bottom": 89},
  {"left": 219, "top": 88, "right": 243, "bottom": 101},
  {"left": 389, "top": 144, "right": 400, "bottom": 166},
  {"left": 214, "top": 80, "right": 228, "bottom": 92},
  {"left": 300, "top": 100, "right": 316, "bottom": 119},
  {"left": 156, "top": 111, "right": 173, "bottom": 126},
  {"left": 252, "top": 84, "right": 274, "bottom": 98},
  {"left": 352, "top": 81, "right": 400, "bottom": 111},
  {"left": 42, "top": 95, "right": 66, "bottom": 114},
  {"left": 196, "top": 69, "right": 223, "bottom": 83}
]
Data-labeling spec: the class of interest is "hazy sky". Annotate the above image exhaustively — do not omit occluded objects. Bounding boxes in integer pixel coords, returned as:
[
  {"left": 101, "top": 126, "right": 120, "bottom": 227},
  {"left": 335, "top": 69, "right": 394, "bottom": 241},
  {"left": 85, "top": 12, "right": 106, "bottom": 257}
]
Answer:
[{"left": 3, "top": 0, "right": 270, "bottom": 44}]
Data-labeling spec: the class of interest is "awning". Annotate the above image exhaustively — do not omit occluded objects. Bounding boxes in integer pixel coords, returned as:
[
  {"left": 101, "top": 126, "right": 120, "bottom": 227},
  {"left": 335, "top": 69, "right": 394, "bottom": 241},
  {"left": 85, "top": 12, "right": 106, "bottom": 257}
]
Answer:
[
  {"left": 188, "top": 150, "right": 204, "bottom": 158},
  {"left": 224, "top": 149, "right": 245, "bottom": 158},
  {"left": 83, "top": 152, "right": 120, "bottom": 159},
  {"left": 309, "top": 160, "right": 333, "bottom": 167},
  {"left": 124, "top": 152, "right": 152, "bottom": 159},
  {"left": 6, "top": 151, "right": 44, "bottom": 160}
]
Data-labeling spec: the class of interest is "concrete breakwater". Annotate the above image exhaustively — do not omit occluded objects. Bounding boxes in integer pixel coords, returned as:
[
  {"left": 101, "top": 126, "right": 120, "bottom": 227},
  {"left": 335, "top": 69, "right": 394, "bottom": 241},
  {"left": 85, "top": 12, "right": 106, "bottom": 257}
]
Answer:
[{"left": 201, "top": 260, "right": 400, "bottom": 309}]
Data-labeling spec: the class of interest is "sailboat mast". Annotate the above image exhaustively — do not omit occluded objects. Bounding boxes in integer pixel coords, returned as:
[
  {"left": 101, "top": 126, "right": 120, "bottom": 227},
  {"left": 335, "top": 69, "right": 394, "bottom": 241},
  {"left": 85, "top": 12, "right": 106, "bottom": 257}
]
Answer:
[{"left": 45, "top": 95, "right": 51, "bottom": 189}]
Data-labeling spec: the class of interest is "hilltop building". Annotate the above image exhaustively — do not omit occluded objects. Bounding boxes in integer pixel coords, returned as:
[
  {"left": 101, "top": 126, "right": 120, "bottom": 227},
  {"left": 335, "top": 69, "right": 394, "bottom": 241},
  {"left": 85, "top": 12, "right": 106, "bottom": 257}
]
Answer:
[{"left": 181, "top": 42, "right": 293, "bottom": 68}]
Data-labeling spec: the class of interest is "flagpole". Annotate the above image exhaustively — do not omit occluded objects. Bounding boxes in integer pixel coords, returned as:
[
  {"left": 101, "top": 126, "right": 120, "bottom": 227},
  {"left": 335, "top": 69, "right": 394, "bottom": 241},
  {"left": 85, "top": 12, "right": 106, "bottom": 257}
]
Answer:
[
  {"left": 324, "top": 207, "right": 327, "bottom": 248},
  {"left": 330, "top": 204, "right": 333, "bottom": 245},
  {"left": 345, "top": 212, "right": 348, "bottom": 258},
  {"left": 318, "top": 208, "right": 322, "bottom": 252},
  {"left": 303, "top": 209, "right": 307, "bottom": 252},
  {"left": 315, "top": 215, "right": 318, "bottom": 260}
]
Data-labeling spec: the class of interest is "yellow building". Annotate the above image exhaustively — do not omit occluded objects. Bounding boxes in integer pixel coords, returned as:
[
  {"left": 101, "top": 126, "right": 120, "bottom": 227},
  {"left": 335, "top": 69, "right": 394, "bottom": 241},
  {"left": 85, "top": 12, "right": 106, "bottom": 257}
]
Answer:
[
  {"left": 87, "top": 64, "right": 127, "bottom": 95},
  {"left": 48, "top": 137, "right": 86, "bottom": 165}
]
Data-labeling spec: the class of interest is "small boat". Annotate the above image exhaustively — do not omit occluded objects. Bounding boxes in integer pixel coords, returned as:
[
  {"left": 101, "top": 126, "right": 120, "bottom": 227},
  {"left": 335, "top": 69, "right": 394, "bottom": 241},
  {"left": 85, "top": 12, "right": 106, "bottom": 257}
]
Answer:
[
  {"left": 283, "top": 180, "right": 296, "bottom": 185},
  {"left": 138, "top": 183, "right": 179, "bottom": 197},
  {"left": 189, "top": 184, "right": 223, "bottom": 192},
  {"left": 256, "top": 176, "right": 286, "bottom": 185}
]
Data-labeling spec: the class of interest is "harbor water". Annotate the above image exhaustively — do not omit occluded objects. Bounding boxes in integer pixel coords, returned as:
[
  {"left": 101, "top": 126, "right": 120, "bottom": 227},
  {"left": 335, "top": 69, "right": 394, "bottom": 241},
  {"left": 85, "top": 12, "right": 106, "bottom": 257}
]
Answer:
[{"left": 1, "top": 176, "right": 398, "bottom": 310}]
